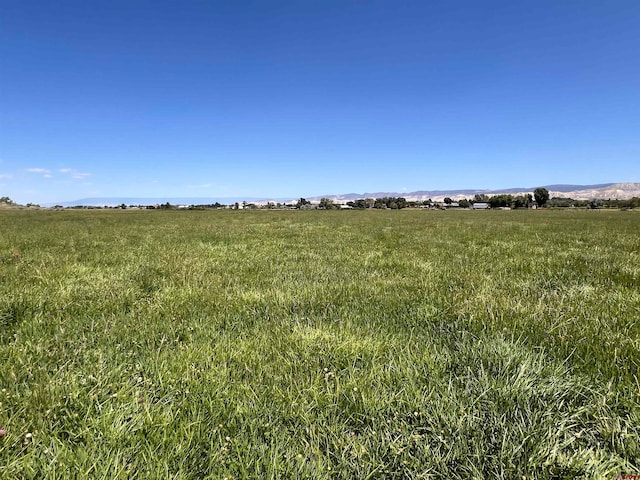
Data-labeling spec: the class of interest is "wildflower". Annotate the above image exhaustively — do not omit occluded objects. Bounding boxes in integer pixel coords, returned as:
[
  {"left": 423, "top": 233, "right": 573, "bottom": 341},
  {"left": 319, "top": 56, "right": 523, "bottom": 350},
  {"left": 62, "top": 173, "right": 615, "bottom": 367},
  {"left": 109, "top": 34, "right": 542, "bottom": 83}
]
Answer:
[{"left": 0, "top": 429, "right": 5, "bottom": 437}]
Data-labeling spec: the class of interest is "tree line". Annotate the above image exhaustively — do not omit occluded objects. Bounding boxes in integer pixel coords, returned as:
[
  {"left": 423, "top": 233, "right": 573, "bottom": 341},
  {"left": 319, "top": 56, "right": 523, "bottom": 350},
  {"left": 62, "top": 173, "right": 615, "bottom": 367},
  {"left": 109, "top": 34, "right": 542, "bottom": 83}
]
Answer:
[{"left": 7, "top": 188, "right": 640, "bottom": 211}]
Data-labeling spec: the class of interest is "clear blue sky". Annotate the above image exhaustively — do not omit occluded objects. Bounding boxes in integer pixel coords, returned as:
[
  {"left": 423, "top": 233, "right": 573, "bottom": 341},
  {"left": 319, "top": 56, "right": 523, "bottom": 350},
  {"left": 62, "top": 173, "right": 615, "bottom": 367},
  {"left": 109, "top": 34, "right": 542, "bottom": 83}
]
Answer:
[{"left": 1, "top": 0, "right": 639, "bottom": 204}]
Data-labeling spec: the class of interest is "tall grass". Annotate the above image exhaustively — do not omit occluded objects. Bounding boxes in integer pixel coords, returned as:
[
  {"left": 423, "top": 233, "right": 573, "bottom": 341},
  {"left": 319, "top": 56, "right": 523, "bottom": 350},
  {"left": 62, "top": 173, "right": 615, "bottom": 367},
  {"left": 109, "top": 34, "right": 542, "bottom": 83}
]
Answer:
[{"left": 1, "top": 209, "right": 638, "bottom": 478}]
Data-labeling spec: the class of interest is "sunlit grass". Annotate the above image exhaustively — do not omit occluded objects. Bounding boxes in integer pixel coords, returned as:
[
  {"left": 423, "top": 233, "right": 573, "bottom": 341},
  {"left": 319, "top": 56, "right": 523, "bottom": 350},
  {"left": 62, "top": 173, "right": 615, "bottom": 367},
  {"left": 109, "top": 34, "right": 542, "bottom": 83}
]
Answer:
[{"left": 1, "top": 209, "right": 638, "bottom": 478}]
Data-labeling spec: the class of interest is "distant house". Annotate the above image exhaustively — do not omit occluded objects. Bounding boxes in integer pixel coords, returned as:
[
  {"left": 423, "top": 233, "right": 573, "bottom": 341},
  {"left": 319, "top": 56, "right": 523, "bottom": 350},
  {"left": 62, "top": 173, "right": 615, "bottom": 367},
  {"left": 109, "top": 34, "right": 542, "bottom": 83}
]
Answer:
[{"left": 472, "top": 202, "right": 489, "bottom": 209}]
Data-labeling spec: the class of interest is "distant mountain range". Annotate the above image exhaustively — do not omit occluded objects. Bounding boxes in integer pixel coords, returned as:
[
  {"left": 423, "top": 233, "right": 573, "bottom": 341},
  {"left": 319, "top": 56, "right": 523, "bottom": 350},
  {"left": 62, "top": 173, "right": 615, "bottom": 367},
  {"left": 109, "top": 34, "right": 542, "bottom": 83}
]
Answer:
[
  {"left": 311, "top": 182, "right": 640, "bottom": 203},
  {"left": 53, "top": 183, "right": 640, "bottom": 206},
  {"left": 50, "top": 197, "right": 280, "bottom": 207}
]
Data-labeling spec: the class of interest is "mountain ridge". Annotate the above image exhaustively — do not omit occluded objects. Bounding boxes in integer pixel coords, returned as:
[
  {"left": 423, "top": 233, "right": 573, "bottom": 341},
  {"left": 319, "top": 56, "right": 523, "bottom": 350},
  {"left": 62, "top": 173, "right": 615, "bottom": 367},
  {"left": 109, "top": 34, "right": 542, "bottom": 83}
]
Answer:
[
  {"left": 311, "top": 183, "right": 640, "bottom": 202},
  {"left": 52, "top": 183, "right": 640, "bottom": 206}
]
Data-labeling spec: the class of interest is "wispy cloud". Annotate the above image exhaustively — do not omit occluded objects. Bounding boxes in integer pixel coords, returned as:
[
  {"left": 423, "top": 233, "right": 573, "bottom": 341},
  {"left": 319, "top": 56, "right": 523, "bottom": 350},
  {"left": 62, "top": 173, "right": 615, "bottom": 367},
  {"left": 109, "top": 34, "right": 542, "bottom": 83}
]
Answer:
[
  {"left": 26, "top": 167, "right": 51, "bottom": 174},
  {"left": 72, "top": 172, "right": 92, "bottom": 179},
  {"left": 0, "top": 173, "right": 13, "bottom": 179},
  {"left": 58, "top": 168, "right": 93, "bottom": 180},
  {"left": 43, "top": 174, "right": 54, "bottom": 178}
]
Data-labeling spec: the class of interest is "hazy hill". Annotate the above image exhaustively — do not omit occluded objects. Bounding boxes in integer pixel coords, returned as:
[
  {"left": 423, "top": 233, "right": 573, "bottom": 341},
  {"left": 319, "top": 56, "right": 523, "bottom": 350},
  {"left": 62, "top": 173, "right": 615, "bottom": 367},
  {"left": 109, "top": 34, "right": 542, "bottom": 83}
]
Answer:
[
  {"left": 311, "top": 183, "right": 640, "bottom": 202},
  {"left": 52, "top": 183, "right": 640, "bottom": 206},
  {"left": 51, "top": 197, "right": 277, "bottom": 207}
]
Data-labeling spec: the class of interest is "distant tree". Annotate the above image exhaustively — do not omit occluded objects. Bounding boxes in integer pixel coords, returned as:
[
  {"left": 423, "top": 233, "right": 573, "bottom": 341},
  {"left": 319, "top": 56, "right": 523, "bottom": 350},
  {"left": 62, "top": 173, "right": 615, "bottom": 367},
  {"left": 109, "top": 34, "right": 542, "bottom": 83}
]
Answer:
[
  {"left": 295, "top": 198, "right": 311, "bottom": 209},
  {"left": 548, "top": 197, "right": 574, "bottom": 208},
  {"left": 625, "top": 197, "right": 640, "bottom": 209},
  {"left": 458, "top": 199, "right": 470, "bottom": 208},
  {"left": 512, "top": 195, "right": 526, "bottom": 209},
  {"left": 0, "top": 196, "right": 15, "bottom": 205},
  {"left": 444, "top": 197, "right": 453, "bottom": 205},
  {"left": 534, "top": 187, "right": 550, "bottom": 207},
  {"left": 525, "top": 193, "right": 533, "bottom": 208},
  {"left": 374, "top": 197, "right": 407, "bottom": 209},
  {"left": 319, "top": 198, "right": 336, "bottom": 210},
  {"left": 474, "top": 194, "right": 489, "bottom": 203},
  {"left": 347, "top": 199, "right": 370, "bottom": 209},
  {"left": 374, "top": 198, "right": 387, "bottom": 209},
  {"left": 488, "top": 194, "right": 513, "bottom": 208}
]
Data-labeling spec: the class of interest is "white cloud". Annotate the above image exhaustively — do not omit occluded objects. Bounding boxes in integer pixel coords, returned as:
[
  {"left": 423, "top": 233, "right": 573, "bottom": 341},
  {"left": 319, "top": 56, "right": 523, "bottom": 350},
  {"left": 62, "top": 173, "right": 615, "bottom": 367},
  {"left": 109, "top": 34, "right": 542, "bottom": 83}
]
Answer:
[
  {"left": 26, "top": 167, "right": 51, "bottom": 174},
  {"left": 72, "top": 172, "right": 92, "bottom": 179},
  {"left": 57, "top": 168, "right": 93, "bottom": 180},
  {"left": 43, "top": 174, "right": 54, "bottom": 178},
  {"left": 0, "top": 173, "right": 13, "bottom": 179}
]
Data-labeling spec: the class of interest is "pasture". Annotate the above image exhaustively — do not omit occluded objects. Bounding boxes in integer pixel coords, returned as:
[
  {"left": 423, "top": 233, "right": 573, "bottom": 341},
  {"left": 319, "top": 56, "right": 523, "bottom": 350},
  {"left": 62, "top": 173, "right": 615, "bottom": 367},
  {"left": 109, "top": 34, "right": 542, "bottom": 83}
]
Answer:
[{"left": 1, "top": 209, "right": 639, "bottom": 478}]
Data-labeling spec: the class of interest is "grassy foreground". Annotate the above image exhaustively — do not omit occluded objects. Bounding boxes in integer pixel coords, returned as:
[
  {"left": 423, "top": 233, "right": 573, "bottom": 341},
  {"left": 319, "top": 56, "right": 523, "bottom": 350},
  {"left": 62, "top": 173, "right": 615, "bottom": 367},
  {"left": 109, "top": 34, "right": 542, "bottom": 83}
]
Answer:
[{"left": 1, "top": 209, "right": 639, "bottom": 479}]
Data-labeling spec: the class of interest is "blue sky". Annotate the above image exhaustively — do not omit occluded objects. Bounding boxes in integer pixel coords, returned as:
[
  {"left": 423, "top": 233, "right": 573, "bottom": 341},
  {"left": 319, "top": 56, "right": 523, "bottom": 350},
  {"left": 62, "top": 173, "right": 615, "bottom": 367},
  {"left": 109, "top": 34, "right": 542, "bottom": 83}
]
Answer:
[{"left": 1, "top": 1, "right": 639, "bottom": 204}]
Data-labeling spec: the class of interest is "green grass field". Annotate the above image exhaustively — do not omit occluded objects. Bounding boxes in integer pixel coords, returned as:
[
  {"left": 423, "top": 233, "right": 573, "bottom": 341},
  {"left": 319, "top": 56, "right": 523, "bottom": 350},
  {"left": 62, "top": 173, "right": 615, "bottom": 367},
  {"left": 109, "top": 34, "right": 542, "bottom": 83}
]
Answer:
[{"left": 1, "top": 209, "right": 639, "bottom": 479}]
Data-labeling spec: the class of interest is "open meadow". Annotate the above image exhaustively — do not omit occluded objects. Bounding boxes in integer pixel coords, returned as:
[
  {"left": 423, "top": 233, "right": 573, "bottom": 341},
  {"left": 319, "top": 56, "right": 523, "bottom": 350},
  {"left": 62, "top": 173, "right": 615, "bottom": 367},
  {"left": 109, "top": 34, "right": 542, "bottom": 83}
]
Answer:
[{"left": 1, "top": 209, "right": 639, "bottom": 479}]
